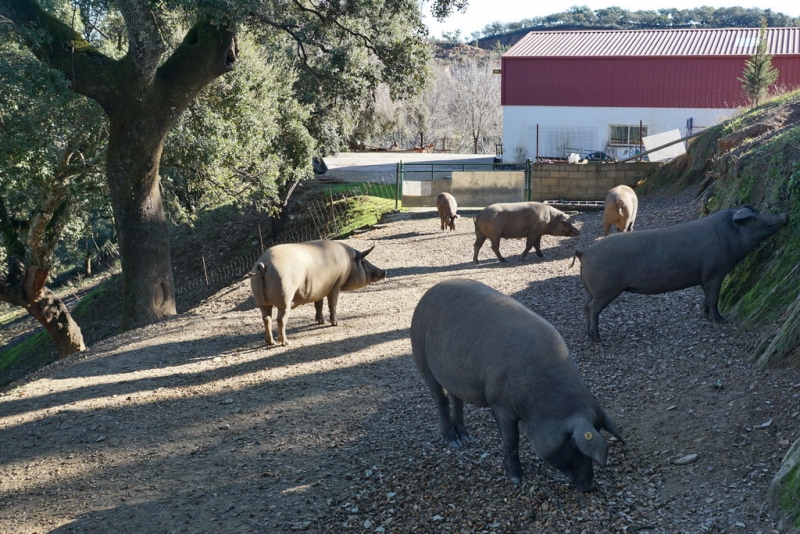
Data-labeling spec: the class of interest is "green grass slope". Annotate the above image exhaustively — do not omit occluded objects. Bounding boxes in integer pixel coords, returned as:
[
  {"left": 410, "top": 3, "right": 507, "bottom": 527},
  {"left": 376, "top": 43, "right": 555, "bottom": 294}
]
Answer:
[{"left": 643, "top": 90, "right": 800, "bottom": 369}]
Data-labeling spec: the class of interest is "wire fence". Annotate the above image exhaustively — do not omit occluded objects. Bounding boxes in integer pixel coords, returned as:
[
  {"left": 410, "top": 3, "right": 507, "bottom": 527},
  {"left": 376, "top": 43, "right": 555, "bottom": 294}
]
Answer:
[{"left": 173, "top": 180, "right": 398, "bottom": 296}]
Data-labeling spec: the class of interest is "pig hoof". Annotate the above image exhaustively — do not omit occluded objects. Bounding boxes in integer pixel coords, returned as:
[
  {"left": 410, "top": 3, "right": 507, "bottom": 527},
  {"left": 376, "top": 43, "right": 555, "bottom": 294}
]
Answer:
[{"left": 509, "top": 474, "right": 527, "bottom": 485}]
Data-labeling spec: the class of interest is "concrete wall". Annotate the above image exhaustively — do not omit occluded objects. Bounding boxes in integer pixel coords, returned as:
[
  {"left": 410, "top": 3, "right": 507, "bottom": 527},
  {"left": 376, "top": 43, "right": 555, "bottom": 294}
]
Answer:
[
  {"left": 502, "top": 105, "right": 738, "bottom": 163},
  {"left": 530, "top": 162, "right": 660, "bottom": 201},
  {"left": 401, "top": 179, "right": 451, "bottom": 207},
  {"left": 400, "top": 162, "right": 660, "bottom": 207},
  {"left": 451, "top": 171, "right": 525, "bottom": 207}
]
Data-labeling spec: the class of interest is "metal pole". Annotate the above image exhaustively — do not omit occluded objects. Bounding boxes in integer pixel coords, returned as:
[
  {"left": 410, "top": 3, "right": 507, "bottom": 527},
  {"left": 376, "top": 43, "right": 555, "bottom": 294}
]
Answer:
[
  {"left": 395, "top": 161, "right": 401, "bottom": 210},
  {"left": 536, "top": 124, "right": 539, "bottom": 161},
  {"left": 526, "top": 158, "right": 532, "bottom": 201}
]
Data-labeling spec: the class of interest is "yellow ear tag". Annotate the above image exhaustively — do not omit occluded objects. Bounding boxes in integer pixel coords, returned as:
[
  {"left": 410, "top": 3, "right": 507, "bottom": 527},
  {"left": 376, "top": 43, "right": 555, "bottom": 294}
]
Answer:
[{"left": 584, "top": 432, "right": 593, "bottom": 441}]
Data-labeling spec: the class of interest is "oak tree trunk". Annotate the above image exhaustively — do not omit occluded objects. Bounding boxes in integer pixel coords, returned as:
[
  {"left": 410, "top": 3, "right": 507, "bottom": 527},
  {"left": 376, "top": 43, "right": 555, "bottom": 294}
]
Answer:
[
  {"left": 106, "top": 119, "right": 176, "bottom": 330},
  {"left": 0, "top": 259, "right": 84, "bottom": 357}
]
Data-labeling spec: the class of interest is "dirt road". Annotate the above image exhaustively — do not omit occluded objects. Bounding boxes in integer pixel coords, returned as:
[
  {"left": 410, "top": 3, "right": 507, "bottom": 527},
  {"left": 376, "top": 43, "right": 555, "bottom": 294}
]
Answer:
[{"left": 1, "top": 191, "right": 798, "bottom": 533}]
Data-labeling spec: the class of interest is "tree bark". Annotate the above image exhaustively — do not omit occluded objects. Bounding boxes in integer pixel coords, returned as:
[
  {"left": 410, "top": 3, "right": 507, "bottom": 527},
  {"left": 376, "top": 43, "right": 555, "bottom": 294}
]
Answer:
[
  {"left": 0, "top": 258, "right": 85, "bottom": 357},
  {"left": 2, "top": 0, "right": 238, "bottom": 330}
]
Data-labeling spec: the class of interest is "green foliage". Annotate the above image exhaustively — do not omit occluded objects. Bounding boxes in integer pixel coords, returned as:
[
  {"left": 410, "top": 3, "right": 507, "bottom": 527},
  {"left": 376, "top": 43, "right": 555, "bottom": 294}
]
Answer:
[
  {"left": 161, "top": 38, "right": 315, "bottom": 222},
  {"left": 739, "top": 19, "right": 780, "bottom": 107},
  {"left": 471, "top": 5, "right": 800, "bottom": 38},
  {"left": 0, "top": 39, "right": 110, "bottom": 275}
]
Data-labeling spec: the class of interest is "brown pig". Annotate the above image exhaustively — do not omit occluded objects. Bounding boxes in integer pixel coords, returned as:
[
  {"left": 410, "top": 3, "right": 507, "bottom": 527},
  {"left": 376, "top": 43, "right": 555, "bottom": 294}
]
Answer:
[
  {"left": 602, "top": 185, "right": 638, "bottom": 236},
  {"left": 473, "top": 202, "right": 580, "bottom": 263},
  {"left": 437, "top": 192, "right": 459, "bottom": 231},
  {"left": 250, "top": 240, "right": 385, "bottom": 346}
]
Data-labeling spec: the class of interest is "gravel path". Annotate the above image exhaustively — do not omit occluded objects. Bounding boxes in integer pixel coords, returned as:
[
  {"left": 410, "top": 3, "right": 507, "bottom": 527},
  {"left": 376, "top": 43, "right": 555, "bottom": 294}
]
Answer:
[{"left": 1, "top": 190, "right": 798, "bottom": 533}]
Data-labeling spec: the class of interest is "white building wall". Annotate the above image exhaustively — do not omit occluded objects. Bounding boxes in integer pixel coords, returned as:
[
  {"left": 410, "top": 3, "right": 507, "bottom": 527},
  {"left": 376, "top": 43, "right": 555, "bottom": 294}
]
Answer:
[{"left": 501, "top": 106, "right": 739, "bottom": 163}]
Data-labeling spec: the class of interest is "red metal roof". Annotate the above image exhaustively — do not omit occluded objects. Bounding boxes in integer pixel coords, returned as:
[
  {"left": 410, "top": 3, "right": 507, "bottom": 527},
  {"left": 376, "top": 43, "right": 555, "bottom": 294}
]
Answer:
[{"left": 505, "top": 27, "right": 800, "bottom": 58}]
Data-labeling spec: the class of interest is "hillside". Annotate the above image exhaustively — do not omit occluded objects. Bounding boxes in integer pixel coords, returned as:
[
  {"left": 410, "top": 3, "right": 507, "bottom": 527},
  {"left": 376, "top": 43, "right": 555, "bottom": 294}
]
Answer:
[{"left": 641, "top": 89, "right": 800, "bottom": 369}]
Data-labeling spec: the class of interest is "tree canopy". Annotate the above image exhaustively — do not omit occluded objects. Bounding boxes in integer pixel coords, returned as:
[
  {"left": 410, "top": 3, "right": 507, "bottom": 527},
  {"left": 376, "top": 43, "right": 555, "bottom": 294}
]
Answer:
[
  {"left": 0, "top": 0, "right": 467, "bottom": 331},
  {"left": 465, "top": 5, "right": 800, "bottom": 41}
]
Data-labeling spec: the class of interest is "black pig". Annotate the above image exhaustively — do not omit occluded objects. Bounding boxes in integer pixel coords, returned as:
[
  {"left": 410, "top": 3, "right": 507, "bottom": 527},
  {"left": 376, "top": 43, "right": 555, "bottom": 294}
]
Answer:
[
  {"left": 410, "top": 278, "right": 623, "bottom": 491},
  {"left": 574, "top": 205, "right": 788, "bottom": 340}
]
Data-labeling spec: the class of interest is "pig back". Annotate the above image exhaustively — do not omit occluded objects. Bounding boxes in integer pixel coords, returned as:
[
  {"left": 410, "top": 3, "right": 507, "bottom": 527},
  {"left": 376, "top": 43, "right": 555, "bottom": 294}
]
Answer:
[
  {"left": 411, "top": 279, "right": 591, "bottom": 410},
  {"left": 251, "top": 240, "right": 357, "bottom": 306},
  {"left": 475, "top": 202, "right": 552, "bottom": 238}
]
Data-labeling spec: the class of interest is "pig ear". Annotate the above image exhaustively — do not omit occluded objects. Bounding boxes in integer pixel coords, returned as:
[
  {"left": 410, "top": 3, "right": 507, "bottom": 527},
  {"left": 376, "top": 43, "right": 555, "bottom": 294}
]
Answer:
[
  {"left": 733, "top": 206, "right": 757, "bottom": 222},
  {"left": 572, "top": 423, "right": 608, "bottom": 467},
  {"left": 356, "top": 245, "right": 375, "bottom": 261},
  {"left": 600, "top": 413, "right": 625, "bottom": 444}
]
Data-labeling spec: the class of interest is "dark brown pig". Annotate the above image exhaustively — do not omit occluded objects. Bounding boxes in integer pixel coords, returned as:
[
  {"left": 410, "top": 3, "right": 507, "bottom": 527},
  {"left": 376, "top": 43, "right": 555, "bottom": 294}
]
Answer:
[
  {"left": 437, "top": 192, "right": 459, "bottom": 231},
  {"left": 473, "top": 202, "right": 579, "bottom": 263},
  {"left": 250, "top": 240, "right": 385, "bottom": 346},
  {"left": 574, "top": 205, "right": 788, "bottom": 340},
  {"left": 411, "top": 278, "right": 624, "bottom": 490},
  {"left": 603, "top": 185, "right": 638, "bottom": 236}
]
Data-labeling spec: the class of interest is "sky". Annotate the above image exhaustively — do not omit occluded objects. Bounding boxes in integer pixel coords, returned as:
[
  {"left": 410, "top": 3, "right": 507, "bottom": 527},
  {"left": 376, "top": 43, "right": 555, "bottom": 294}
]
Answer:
[{"left": 422, "top": 0, "right": 800, "bottom": 40}]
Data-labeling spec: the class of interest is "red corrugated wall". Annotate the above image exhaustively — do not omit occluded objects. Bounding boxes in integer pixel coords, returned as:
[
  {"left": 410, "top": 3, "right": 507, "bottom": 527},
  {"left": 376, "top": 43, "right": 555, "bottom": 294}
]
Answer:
[{"left": 501, "top": 56, "right": 800, "bottom": 108}]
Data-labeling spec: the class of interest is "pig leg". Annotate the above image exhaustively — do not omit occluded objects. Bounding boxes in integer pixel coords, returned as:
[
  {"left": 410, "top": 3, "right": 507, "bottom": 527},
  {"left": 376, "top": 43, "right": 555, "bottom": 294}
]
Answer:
[
  {"left": 260, "top": 305, "right": 275, "bottom": 346},
  {"left": 473, "top": 232, "right": 487, "bottom": 263},
  {"left": 489, "top": 238, "right": 506, "bottom": 262},
  {"left": 327, "top": 290, "right": 340, "bottom": 326},
  {"left": 450, "top": 395, "right": 473, "bottom": 444},
  {"left": 418, "top": 372, "right": 462, "bottom": 447},
  {"left": 492, "top": 407, "right": 526, "bottom": 484},
  {"left": 521, "top": 234, "right": 543, "bottom": 259},
  {"left": 314, "top": 300, "right": 325, "bottom": 324},
  {"left": 603, "top": 223, "right": 612, "bottom": 236},
  {"left": 586, "top": 291, "right": 622, "bottom": 341},
  {"left": 440, "top": 216, "right": 446, "bottom": 231},
  {"left": 276, "top": 307, "right": 290, "bottom": 346},
  {"left": 702, "top": 276, "right": 726, "bottom": 322}
]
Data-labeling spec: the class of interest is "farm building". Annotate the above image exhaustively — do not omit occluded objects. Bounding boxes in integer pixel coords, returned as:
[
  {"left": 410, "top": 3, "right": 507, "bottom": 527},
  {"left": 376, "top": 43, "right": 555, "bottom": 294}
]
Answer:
[{"left": 500, "top": 27, "right": 800, "bottom": 162}]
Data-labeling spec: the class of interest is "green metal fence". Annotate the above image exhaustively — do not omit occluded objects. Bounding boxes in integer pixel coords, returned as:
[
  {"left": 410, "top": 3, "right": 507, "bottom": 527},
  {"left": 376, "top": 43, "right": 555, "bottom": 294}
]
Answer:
[{"left": 394, "top": 159, "right": 533, "bottom": 208}]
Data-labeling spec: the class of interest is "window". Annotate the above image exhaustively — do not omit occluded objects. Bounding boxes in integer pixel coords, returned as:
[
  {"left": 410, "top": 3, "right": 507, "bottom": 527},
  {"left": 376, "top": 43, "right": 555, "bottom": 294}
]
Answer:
[{"left": 609, "top": 125, "right": 648, "bottom": 146}]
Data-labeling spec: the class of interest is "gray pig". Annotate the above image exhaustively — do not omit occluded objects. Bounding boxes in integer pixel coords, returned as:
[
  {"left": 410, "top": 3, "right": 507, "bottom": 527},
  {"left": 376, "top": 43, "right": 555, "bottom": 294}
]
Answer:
[
  {"left": 473, "top": 202, "right": 580, "bottom": 263},
  {"left": 603, "top": 185, "right": 638, "bottom": 236},
  {"left": 437, "top": 192, "right": 459, "bottom": 231},
  {"left": 410, "top": 278, "right": 624, "bottom": 491},
  {"left": 574, "top": 205, "right": 788, "bottom": 341},
  {"left": 250, "top": 240, "right": 385, "bottom": 346}
]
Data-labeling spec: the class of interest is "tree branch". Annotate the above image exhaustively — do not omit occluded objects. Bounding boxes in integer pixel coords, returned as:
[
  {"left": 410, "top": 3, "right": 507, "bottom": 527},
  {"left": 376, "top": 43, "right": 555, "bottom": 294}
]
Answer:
[
  {"left": 116, "top": 0, "right": 166, "bottom": 79},
  {"left": 0, "top": 0, "right": 114, "bottom": 108},
  {"left": 156, "top": 20, "right": 238, "bottom": 122}
]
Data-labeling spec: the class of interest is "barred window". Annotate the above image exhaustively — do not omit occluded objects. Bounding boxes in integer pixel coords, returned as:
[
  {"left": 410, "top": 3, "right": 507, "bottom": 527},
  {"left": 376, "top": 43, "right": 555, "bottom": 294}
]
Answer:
[{"left": 609, "top": 125, "right": 648, "bottom": 146}]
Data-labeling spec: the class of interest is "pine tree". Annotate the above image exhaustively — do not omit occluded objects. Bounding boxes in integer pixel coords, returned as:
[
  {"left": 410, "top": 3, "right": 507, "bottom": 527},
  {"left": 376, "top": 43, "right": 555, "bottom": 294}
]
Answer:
[{"left": 739, "top": 19, "right": 780, "bottom": 107}]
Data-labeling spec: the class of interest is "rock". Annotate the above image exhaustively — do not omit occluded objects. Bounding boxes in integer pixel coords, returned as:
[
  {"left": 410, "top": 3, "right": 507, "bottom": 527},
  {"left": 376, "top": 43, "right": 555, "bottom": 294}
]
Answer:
[
  {"left": 768, "top": 438, "right": 800, "bottom": 534},
  {"left": 675, "top": 454, "right": 698, "bottom": 465}
]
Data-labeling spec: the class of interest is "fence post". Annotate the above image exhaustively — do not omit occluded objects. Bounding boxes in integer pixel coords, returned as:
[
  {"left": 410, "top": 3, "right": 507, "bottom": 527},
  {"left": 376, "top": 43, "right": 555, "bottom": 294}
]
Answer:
[
  {"left": 395, "top": 161, "right": 402, "bottom": 210},
  {"left": 525, "top": 158, "right": 532, "bottom": 202}
]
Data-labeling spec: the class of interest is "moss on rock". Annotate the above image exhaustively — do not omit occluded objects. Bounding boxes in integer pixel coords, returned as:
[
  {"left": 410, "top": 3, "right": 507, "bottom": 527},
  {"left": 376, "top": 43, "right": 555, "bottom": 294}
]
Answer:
[{"left": 769, "top": 438, "right": 800, "bottom": 533}]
